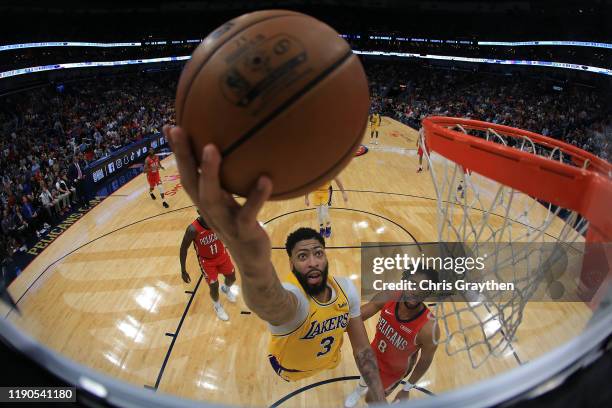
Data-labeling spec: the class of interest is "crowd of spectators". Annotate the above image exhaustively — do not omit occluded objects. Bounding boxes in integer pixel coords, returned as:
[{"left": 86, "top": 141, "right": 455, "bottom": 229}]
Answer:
[
  {"left": 1, "top": 71, "right": 176, "bottom": 277},
  {"left": 374, "top": 62, "right": 610, "bottom": 160}
]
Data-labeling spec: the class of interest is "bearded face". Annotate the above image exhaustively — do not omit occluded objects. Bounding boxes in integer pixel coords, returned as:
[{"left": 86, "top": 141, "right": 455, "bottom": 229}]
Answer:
[
  {"left": 290, "top": 239, "right": 329, "bottom": 296},
  {"left": 292, "top": 263, "right": 329, "bottom": 296}
]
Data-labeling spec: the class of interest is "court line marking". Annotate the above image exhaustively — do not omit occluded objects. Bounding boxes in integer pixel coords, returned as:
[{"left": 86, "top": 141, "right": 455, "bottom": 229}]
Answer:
[
  {"left": 264, "top": 207, "right": 422, "bottom": 251},
  {"left": 4, "top": 156, "right": 175, "bottom": 311},
  {"left": 6, "top": 191, "right": 529, "bottom": 366},
  {"left": 268, "top": 375, "right": 435, "bottom": 407},
  {"left": 4, "top": 202, "right": 208, "bottom": 390},
  {"left": 3, "top": 198, "right": 525, "bottom": 405},
  {"left": 4, "top": 205, "right": 194, "bottom": 318},
  {"left": 4, "top": 201, "right": 206, "bottom": 389},
  {"left": 341, "top": 189, "right": 568, "bottom": 242},
  {"left": 8, "top": 186, "right": 563, "bottom": 315},
  {"left": 147, "top": 273, "right": 204, "bottom": 391}
]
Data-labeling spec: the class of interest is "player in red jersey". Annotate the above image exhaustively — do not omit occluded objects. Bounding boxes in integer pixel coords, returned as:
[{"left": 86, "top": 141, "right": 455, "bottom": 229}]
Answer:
[
  {"left": 144, "top": 149, "right": 169, "bottom": 208},
  {"left": 179, "top": 211, "right": 237, "bottom": 321},
  {"left": 345, "top": 268, "right": 439, "bottom": 406}
]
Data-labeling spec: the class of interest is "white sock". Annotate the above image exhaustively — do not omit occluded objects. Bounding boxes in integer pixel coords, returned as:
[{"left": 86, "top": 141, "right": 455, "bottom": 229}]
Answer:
[
  {"left": 213, "top": 301, "right": 221, "bottom": 308},
  {"left": 354, "top": 381, "right": 368, "bottom": 398},
  {"left": 321, "top": 204, "right": 329, "bottom": 223}
]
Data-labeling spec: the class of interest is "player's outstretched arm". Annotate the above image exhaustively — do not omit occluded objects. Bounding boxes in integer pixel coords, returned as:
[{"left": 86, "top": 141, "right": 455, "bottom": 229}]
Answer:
[
  {"left": 394, "top": 320, "right": 439, "bottom": 402},
  {"left": 165, "top": 125, "right": 298, "bottom": 326},
  {"left": 407, "top": 320, "right": 439, "bottom": 384},
  {"left": 347, "top": 317, "right": 385, "bottom": 403},
  {"left": 360, "top": 291, "right": 388, "bottom": 321},
  {"left": 179, "top": 225, "right": 196, "bottom": 283}
]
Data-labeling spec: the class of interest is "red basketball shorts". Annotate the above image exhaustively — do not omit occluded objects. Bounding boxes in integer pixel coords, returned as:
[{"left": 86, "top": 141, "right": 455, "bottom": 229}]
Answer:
[
  {"left": 199, "top": 254, "right": 235, "bottom": 284},
  {"left": 147, "top": 172, "right": 161, "bottom": 188}
]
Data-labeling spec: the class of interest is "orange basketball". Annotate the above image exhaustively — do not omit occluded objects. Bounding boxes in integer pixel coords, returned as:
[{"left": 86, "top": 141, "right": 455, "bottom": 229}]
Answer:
[{"left": 175, "top": 9, "right": 369, "bottom": 200}]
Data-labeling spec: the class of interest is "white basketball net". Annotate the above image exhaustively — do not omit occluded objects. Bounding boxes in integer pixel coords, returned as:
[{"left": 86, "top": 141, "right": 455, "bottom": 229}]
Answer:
[{"left": 422, "top": 124, "right": 589, "bottom": 368}]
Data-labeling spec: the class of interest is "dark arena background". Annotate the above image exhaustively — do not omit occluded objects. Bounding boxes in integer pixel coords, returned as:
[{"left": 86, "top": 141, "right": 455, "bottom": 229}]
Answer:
[{"left": 0, "top": 1, "right": 611, "bottom": 408}]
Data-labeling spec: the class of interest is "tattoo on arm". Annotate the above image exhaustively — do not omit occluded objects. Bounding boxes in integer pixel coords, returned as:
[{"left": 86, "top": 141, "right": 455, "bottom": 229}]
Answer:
[{"left": 355, "top": 347, "right": 385, "bottom": 402}]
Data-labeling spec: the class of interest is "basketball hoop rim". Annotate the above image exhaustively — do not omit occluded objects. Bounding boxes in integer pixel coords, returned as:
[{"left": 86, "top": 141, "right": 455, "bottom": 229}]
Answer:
[{"left": 422, "top": 116, "right": 612, "bottom": 241}]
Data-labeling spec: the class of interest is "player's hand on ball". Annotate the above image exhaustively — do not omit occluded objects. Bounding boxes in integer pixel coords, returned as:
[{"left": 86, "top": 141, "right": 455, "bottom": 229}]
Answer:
[
  {"left": 165, "top": 125, "right": 273, "bottom": 269},
  {"left": 181, "top": 270, "right": 191, "bottom": 283}
]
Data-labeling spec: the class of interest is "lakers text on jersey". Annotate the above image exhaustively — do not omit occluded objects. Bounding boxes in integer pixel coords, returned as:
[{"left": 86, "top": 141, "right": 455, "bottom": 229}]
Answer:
[{"left": 268, "top": 275, "right": 352, "bottom": 381}]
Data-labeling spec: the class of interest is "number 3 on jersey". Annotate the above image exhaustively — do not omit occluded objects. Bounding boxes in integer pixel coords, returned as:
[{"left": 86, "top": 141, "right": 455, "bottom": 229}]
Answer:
[{"left": 317, "top": 336, "right": 335, "bottom": 357}]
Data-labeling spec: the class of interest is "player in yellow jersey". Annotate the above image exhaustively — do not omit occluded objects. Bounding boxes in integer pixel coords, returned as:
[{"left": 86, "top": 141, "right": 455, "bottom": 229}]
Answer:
[
  {"left": 164, "top": 125, "right": 386, "bottom": 404},
  {"left": 268, "top": 228, "right": 361, "bottom": 380},
  {"left": 305, "top": 178, "right": 348, "bottom": 238},
  {"left": 369, "top": 112, "right": 382, "bottom": 144}
]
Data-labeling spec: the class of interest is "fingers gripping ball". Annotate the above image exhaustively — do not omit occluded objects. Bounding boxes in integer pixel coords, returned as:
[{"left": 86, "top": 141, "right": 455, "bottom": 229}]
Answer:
[{"left": 176, "top": 10, "right": 369, "bottom": 200}]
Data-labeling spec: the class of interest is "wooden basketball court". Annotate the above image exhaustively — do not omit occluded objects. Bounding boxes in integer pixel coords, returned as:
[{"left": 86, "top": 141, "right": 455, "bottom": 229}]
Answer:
[{"left": 2, "top": 118, "right": 592, "bottom": 407}]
